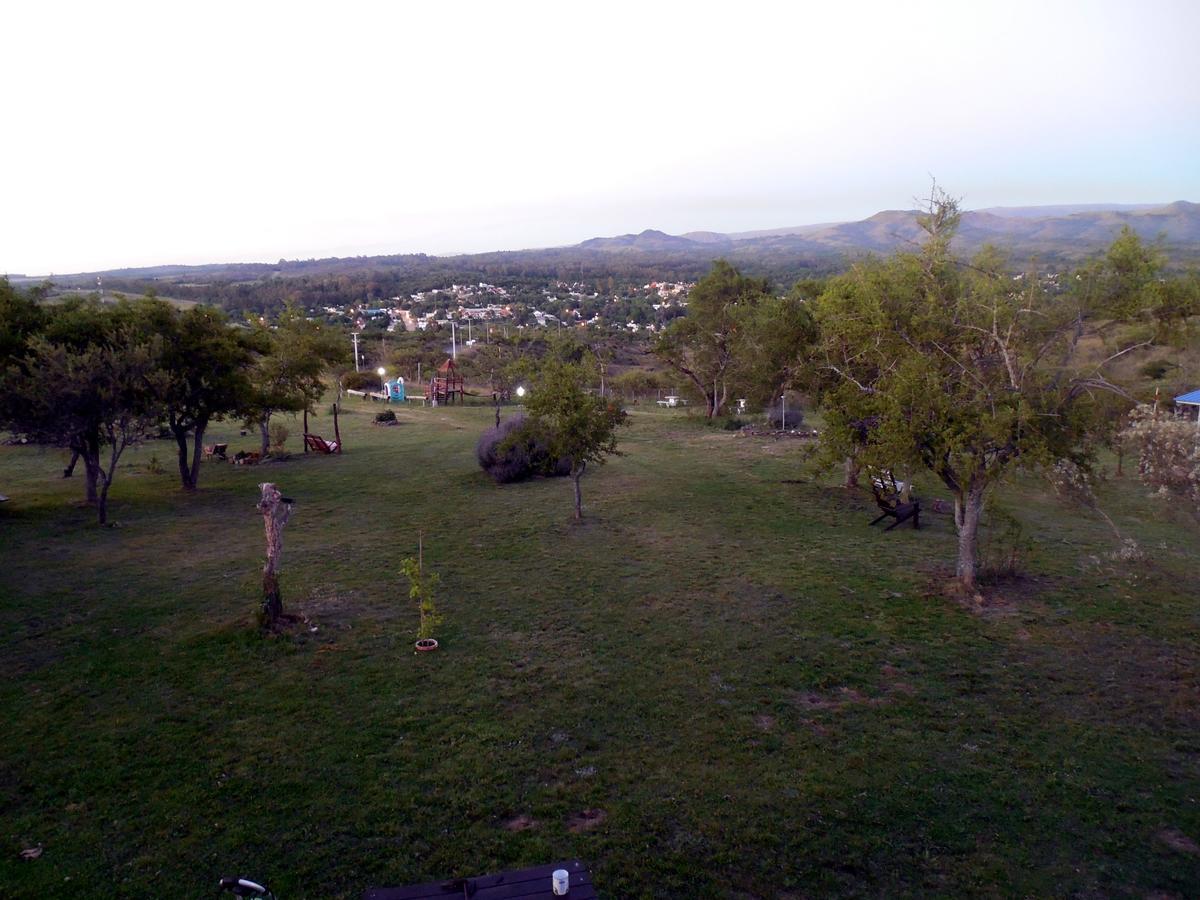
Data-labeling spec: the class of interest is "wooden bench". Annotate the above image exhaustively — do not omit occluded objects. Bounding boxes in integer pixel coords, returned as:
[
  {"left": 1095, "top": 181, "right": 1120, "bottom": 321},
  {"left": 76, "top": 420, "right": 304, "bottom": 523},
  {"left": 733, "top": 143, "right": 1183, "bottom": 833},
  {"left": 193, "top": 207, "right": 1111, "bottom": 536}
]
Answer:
[
  {"left": 203, "top": 442, "right": 229, "bottom": 461},
  {"left": 365, "top": 860, "right": 596, "bottom": 899},
  {"left": 869, "top": 482, "right": 921, "bottom": 531},
  {"left": 303, "top": 433, "right": 340, "bottom": 454}
]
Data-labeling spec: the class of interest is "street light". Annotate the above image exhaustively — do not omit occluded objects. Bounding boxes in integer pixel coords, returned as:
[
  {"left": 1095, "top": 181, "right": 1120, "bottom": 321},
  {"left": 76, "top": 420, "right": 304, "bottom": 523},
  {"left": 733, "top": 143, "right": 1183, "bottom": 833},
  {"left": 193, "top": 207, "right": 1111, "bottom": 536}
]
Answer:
[
  {"left": 516, "top": 386, "right": 526, "bottom": 399},
  {"left": 377, "top": 366, "right": 386, "bottom": 390}
]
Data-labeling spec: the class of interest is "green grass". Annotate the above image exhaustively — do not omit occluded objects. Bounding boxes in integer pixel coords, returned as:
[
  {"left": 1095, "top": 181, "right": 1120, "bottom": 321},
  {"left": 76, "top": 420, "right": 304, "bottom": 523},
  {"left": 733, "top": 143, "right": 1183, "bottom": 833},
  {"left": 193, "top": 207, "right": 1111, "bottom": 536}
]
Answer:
[{"left": 1, "top": 401, "right": 1198, "bottom": 898}]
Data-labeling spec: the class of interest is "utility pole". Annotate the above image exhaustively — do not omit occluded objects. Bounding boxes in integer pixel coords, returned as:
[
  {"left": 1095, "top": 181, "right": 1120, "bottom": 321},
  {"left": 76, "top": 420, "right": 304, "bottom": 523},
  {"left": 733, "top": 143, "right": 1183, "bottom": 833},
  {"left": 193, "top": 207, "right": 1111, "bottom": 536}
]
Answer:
[
  {"left": 451, "top": 321, "right": 457, "bottom": 360},
  {"left": 351, "top": 332, "right": 362, "bottom": 372}
]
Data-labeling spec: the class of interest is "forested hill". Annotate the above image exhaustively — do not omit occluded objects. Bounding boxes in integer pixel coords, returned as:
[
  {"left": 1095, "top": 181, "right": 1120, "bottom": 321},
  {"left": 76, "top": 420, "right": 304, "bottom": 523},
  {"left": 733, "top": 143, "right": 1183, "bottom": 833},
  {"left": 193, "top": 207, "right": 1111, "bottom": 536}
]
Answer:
[
  {"left": 16, "top": 201, "right": 1198, "bottom": 314},
  {"left": 582, "top": 201, "right": 1200, "bottom": 259}
]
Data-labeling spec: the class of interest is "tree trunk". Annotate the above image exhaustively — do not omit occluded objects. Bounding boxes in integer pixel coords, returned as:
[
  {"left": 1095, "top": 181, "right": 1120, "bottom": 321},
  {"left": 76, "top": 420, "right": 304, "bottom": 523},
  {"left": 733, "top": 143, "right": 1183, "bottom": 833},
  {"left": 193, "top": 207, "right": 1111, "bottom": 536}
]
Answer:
[
  {"left": 63, "top": 447, "right": 80, "bottom": 478},
  {"left": 83, "top": 454, "right": 100, "bottom": 504},
  {"left": 333, "top": 403, "right": 342, "bottom": 452},
  {"left": 303, "top": 408, "right": 309, "bottom": 452},
  {"left": 96, "top": 471, "right": 111, "bottom": 525},
  {"left": 259, "top": 417, "right": 271, "bottom": 456},
  {"left": 843, "top": 456, "right": 860, "bottom": 489},
  {"left": 82, "top": 429, "right": 102, "bottom": 504},
  {"left": 573, "top": 462, "right": 586, "bottom": 520},
  {"left": 954, "top": 482, "right": 986, "bottom": 590},
  {"left": 257, "top": 482, "right": 292, "bottom": 627},
  {"left": 173, "top": 426, "right": 196, "bottom": 491},
  {"left": 188, "top": 423, "right": 206, "bottom": 489}
]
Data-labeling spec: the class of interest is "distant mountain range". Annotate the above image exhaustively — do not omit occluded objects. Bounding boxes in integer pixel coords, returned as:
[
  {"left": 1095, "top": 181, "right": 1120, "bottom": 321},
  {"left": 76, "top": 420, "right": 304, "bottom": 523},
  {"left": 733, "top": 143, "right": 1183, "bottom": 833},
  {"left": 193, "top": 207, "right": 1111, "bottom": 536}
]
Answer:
[
  {"left": 577, "top": 201, "right": 1200, "bottom": 260},
  {"left": 14, "top": 201, "right": 1199, "bottom": 290}
]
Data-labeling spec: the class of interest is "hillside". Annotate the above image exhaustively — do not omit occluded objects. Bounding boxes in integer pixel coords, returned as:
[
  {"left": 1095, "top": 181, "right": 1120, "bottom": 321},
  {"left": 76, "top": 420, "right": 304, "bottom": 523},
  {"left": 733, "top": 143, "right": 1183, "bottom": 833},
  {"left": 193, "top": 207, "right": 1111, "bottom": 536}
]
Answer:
[
  {"left": 13, "top": 201, "right": 1197, "bottom": 318},
  {"left": 579, "top": 201, "right": 1200, "bottom": 262}
]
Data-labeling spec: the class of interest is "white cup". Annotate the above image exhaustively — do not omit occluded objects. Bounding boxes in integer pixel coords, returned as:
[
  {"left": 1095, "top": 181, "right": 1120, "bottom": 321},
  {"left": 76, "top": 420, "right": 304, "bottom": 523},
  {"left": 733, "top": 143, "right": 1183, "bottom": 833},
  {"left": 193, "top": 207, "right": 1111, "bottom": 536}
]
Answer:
[{"left": 552, "top": 868, "right": 569, "bottom": 895}]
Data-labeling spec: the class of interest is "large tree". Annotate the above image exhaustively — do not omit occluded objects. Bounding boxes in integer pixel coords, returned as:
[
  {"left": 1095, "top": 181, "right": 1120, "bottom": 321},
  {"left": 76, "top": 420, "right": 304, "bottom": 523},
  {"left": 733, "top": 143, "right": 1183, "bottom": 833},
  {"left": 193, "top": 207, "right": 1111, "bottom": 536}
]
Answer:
[
  {"left": 137, "top": 303, "right": 261, "bottom": 491},
  {"left": 243, "top": 307, "right": 347, "bottom": 455},
  {"left": 3, "top": 328, "right": 163, "bottom": 525},
  {"left": 523, "top": 360, "right": 628, "bottom": 519},
  {"left": 655, "top": 260, "right": 775, "bottom": 418},
  {"left": 811, "top": 188, "right": 1188, "bottom": 591}
]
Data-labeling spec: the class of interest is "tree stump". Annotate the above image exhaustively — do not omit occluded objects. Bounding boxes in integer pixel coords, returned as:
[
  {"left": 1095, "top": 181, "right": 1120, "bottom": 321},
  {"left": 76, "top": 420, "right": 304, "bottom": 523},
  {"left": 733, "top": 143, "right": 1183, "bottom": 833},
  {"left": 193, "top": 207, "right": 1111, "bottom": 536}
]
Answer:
[{"left": 257, "top": 482, "right": 292, "bottom": 626}]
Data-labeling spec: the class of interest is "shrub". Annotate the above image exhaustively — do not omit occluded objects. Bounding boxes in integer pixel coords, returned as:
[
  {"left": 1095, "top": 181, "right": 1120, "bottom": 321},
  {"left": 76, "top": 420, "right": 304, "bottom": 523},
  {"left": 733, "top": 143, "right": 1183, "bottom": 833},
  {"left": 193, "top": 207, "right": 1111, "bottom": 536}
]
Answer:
[
  {"left": 342, "top": 371, "right": 376, "bottom": 392},
  {"left": 1138, "top": 360, "right": 1173, "bottom": 381},
  {"left": 374, "top": 410, "right": 397, "bottom": 423},
  {"left": 476, "top": 415, "right": 571, "bottom": 483},
  {"left": 721, "top": 417, "right": 747, "bottom": 431},
  {"left": 269, "top": 422, "right": 289, "bottom": 453},
  {"left": 1122, "top": 404, "right": 1200, "bottom": 505},
  {"left": 978, "top": 502, "right": 1032, "bottom": 580},
  {"left": 400, "top": 556, "right": 442, "bottom": 641},
  {"left": 766, "top": 402, "right": 804, "bottom": 430}
]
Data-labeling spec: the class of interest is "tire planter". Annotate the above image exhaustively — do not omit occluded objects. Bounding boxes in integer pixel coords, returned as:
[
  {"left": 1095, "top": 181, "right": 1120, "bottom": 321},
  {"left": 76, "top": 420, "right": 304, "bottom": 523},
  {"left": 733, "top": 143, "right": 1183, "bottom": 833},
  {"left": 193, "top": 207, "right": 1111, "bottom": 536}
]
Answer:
[{"left": 415, "top": 638, "right": 439, "bottom": 652}]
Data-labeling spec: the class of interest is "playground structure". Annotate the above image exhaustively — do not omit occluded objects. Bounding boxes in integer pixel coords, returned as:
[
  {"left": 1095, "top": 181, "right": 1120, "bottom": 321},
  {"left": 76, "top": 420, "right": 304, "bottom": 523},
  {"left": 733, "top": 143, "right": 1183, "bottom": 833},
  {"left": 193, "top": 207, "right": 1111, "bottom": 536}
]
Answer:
[
  {"left": 385, "top": 378, "right": 406, "bottom": 402},
  {"left": 425, "top": 359, "right": 465, "bottom": 406}
]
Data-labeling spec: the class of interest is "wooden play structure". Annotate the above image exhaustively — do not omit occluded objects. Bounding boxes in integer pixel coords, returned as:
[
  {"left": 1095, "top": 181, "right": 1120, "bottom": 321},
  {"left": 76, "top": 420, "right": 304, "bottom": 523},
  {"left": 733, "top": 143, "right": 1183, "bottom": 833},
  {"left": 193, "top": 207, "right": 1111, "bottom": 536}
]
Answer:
[{"left": 425, "top": 358, "right": 465, "bottom": 406}]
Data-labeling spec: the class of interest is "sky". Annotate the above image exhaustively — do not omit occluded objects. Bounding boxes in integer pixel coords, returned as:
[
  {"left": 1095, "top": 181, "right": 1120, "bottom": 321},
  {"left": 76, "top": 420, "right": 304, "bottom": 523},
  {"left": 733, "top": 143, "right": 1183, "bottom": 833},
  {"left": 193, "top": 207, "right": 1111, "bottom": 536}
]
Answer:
[{"left": 3, "top": 0, "right": 1199, "bottom": 275}]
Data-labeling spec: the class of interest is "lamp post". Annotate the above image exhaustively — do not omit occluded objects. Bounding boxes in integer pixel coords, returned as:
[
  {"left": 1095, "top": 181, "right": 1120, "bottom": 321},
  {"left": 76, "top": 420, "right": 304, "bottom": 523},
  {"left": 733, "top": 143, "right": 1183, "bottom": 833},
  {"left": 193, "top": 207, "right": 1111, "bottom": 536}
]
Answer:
[
  {"left": 377, "top": 366, "right": 386, "bottom": 394},
  {"left": 781, "top": 394, "right": 786, "bottom": 431}
]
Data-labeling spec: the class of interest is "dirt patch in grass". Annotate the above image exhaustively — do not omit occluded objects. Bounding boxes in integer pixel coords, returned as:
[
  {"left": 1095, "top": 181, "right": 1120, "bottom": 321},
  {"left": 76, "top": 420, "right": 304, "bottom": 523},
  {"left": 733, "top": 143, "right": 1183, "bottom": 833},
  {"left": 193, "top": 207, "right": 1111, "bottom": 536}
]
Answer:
[
  {"left": 880, "top": 663, "right": 916, "bottom": 695},
  {"left": 789, "top": 686, "right": 888, "bottom": 711},
  {"left": 920, "top": 563, "right": 1055, "bottom": 617},
  {"left": 754, "top": 714, "right": 776, "bottom": 732},
  {"left": 503, "top": 814, "right": 538, "bottom": 832},
  {"left": 567, "top": 808, "right": 606, "bottom": 833},
  {"left": 1157, "top": 827, "right": 1200, "bottom": 855}
]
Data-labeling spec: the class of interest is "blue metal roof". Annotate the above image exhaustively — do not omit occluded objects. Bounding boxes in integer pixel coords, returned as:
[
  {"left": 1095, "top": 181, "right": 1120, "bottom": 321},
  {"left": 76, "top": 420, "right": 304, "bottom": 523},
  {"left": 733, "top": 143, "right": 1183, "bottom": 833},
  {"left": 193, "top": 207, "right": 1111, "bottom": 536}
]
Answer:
[{"left": 1175, "top": 389, "right": 1200, "bottom": 405}]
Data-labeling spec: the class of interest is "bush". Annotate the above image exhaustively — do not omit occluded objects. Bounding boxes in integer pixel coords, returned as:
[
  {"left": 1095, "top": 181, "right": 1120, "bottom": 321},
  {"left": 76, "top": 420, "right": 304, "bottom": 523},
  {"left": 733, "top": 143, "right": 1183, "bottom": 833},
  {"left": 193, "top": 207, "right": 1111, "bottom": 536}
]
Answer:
[
  {"left": 766, "top": 402, "right": 804, "bottom": 430},
  {"left": 720, "top": 417, "right": 747, "bottom": 431},
  {"left": 342, "top": 371, "right": 376, "bottom": 392},
  {"left": 978, "top": 502, "right": 1032, "bottom": 580},
  {"left": 1138, "top": 360, "right": 1174, "bottom": 381},
  {"left": 269, "top": 423, "right": 289, "bottom": 453},
  {"left": 1122, "top": 404, "right": 1200, "bottom": 505},
  {"left": 374, "top": 410, "right": 397, "bottom": 423},
  {"left": 476, "top": 415, "right": 571, "bottom": 483}
]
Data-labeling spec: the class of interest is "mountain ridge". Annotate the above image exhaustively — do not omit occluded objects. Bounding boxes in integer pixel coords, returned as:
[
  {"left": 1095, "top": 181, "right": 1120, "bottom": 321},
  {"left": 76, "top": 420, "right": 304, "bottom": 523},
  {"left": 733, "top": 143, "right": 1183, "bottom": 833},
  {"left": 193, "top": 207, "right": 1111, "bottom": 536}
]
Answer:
[{"left": 11, "top": 201, "right": 1199, "bottom": 286}]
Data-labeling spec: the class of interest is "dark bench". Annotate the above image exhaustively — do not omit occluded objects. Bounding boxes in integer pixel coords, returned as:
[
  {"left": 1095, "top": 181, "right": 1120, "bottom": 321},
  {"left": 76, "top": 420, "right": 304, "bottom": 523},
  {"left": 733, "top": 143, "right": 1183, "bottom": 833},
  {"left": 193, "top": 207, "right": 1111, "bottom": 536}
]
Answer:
[{"left": 869, "top": 483, "right": 921, "bottom": 531}]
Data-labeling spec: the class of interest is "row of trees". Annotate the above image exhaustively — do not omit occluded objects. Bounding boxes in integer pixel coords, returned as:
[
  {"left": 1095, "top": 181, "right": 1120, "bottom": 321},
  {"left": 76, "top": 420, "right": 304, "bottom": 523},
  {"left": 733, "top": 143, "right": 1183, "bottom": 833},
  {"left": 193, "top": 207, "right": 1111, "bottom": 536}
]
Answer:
[
  {"left": 656, "top": 188, "right": 1199, "bottom": 590},
  {"left": 0, "top": 287, "right": 346, "bottom": 523}
]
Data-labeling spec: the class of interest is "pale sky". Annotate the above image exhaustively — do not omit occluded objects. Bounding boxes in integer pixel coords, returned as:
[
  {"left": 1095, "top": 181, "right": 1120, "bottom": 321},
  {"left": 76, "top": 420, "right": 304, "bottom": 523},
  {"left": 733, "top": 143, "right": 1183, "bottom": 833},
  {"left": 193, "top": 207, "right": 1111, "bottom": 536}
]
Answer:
[{"left": 3, "top": 0, "right": 1198, "bottom": 275}]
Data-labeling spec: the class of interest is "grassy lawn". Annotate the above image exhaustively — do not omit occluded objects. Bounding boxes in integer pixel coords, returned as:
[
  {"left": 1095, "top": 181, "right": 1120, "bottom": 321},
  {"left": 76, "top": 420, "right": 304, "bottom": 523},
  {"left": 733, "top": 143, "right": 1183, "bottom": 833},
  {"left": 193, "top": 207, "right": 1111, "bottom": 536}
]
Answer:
[{"left": 1, "top": 400, "right": 1198, "bottom": 898}]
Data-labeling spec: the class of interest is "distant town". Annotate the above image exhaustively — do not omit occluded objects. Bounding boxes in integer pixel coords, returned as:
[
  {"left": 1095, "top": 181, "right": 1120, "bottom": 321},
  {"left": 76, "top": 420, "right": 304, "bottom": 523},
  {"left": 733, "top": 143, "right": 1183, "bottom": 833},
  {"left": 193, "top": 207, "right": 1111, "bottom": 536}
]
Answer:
[{"left": 322, "top": 280, "right": 693, "bottom": 336}]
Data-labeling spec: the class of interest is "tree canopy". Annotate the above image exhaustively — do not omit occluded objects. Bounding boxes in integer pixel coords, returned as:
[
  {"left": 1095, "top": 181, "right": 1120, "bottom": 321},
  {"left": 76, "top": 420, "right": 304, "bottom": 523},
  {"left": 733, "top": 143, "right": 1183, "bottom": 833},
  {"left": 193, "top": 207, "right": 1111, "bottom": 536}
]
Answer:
[{"left": 810, "top": 189, "right": 1190, "bottom": 590}]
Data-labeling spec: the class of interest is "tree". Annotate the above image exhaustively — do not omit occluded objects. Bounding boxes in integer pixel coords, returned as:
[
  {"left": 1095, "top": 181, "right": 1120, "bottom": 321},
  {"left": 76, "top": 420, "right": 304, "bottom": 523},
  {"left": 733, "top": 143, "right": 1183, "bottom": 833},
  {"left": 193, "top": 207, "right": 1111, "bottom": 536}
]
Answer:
[
  {"left": 811, "top": 187, "right": 1185, "bottom": 591},
  {"left": 0, "top": 278, "right": 46, "bottom": 368},
  {"left": 2, "top": 330, "right": 163, "bottom": 524},
  {"left": 729, "top": 286, "right": 818, "bottom": 408},
  {"left": 0, "top": 279, "right": 47, "bottom": 497},
  {"left": 140, "top": 304, "right": 261, "bottom": 491},
  {"left": 243, "top": 307, "right": 347, "bottom": 455},
  {"left": 523, "top": 360, "right": 628, "bottom": 519},
  {"left": 655, "top": 260, "right": 774, "bottom": 418}
]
